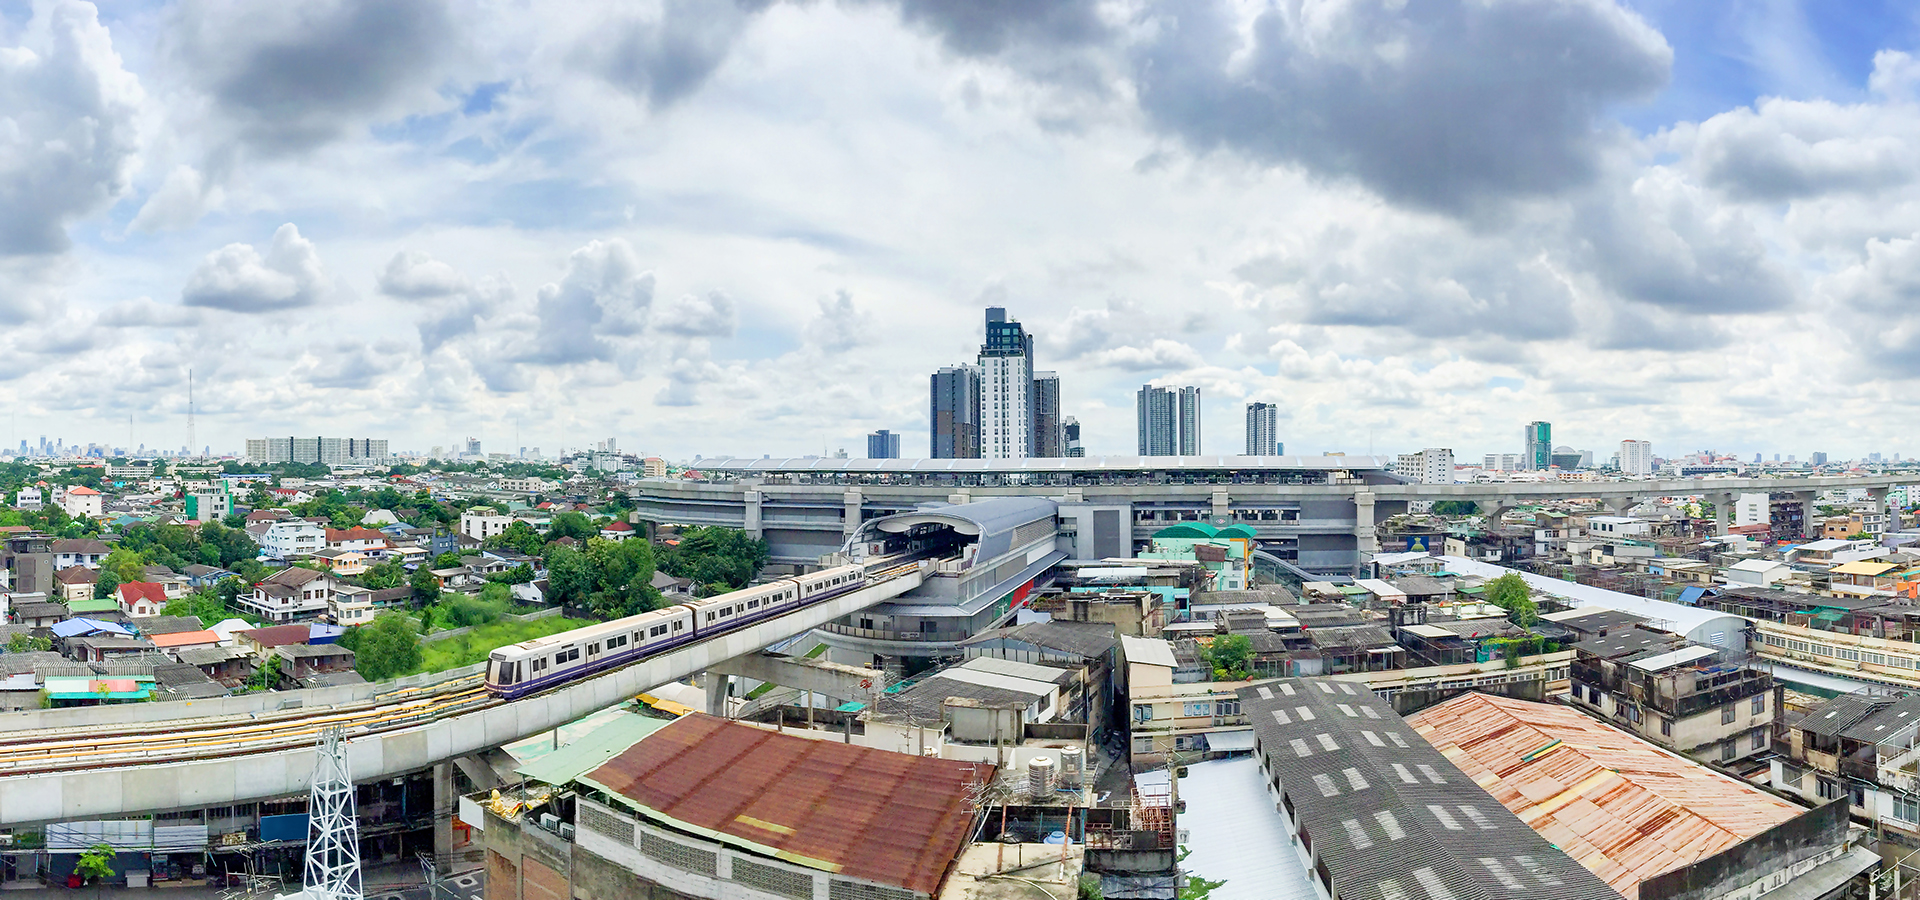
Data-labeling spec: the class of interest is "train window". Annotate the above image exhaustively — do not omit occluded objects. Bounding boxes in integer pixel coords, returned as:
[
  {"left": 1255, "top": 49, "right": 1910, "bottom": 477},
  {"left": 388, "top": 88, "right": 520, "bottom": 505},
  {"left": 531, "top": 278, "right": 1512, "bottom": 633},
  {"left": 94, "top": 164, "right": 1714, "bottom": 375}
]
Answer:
[
  {"left": 674, "top": 621, "right": 684, "bottom": 630},
  {"left": 650, "top": 624, "right": 667, "bottom": 636},
  {"left": 706, "top": 612, "right": 715, "bottom": 622}
]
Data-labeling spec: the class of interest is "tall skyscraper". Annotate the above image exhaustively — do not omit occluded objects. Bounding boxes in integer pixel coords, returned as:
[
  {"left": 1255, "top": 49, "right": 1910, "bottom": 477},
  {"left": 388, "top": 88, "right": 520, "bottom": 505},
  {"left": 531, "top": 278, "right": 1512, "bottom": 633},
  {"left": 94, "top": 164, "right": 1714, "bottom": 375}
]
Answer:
[
  {"left": 1619, "top": 439, "right": 1653, "bottom": 476},
  {"left": 1032, "top": 371, "right": 1064, "bottom": 458},
  {"left": 1244, "top": 402, "right": 1280, "bottom": 456},
  {"left": 1523, "top": 421, "right": 1552, "bottom": 470},
  {"left": 929, "top": 365, "right": 982, "bottom": 459},
  {"left": 1138, "top": 385, "right": 1201, "bottom": 456},
  {"left": 978, "top": 308, "right": 1035, "bottom": 459},
  {"left": 867, "top": 429, "right": 901, "bottom": 459},
  {"left": 1063, "top": 417, "right": 1084, "bottom": 457},
  {"left": 1811, "top": 451, "right": 1829, "bottom": 465}
]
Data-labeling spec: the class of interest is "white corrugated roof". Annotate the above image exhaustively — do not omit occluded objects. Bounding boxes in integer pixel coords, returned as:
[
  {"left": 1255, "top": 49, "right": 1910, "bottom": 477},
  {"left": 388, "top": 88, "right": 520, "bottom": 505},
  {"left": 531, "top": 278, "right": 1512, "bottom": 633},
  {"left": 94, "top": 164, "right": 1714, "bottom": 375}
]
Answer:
[
  {"left": 1177, "top": 757, "right": 1319, "bottom": 900},
  {"left": 1440, "top": 556, "right": 1747, "bottom": 643},
  {"left": 1629, "top": 645, "right": 1719, "bottom": 672},
  {"left": 1120, "top": 635, "right": 1178, "bottom": 668}
]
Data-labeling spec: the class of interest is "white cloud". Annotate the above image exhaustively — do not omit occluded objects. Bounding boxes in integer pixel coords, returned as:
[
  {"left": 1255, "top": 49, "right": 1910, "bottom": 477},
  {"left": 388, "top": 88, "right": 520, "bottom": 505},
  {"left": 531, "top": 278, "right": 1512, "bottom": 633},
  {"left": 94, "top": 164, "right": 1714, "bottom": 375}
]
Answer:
[
  {"left": 181, "top": 223, "right": 330, "bottom": 312},
  {"left": 803, "top": 290, "right": 871, "bottom": 353},
  {"left": 377, "top": 249, "right": 468, "bottom": 299},
  {"left": 653, "top": 290, "right": 735, "bottom": 338},
  {"left": 0, "top": 0, "right": 144, "bottom": 255}
]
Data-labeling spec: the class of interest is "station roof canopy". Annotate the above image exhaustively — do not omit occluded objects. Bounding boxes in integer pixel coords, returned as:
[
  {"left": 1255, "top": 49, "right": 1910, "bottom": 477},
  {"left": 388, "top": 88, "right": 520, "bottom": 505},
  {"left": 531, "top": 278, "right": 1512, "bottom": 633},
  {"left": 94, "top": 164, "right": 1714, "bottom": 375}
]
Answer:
[
  {"left": 869, "top": 496, "right": 1056, "bottom": 538},
  {"left": 690, "top": 455, "right": 1392, "bottom": 473}
]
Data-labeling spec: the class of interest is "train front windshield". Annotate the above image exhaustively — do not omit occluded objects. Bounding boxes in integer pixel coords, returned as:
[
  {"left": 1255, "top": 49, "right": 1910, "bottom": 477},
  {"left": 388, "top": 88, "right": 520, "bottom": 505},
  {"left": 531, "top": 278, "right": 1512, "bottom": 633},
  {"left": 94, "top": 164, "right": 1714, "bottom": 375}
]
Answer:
[{"left": 489, "top": 656, "right": 516, "bottom": 685}]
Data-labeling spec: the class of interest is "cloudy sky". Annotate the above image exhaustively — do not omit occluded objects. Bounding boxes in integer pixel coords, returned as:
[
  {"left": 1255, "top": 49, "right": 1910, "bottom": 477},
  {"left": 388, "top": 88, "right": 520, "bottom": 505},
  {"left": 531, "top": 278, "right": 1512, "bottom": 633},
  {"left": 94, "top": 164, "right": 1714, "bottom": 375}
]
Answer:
[{"left": 4, "top": 0, "right": 1919, "bottom": 462}]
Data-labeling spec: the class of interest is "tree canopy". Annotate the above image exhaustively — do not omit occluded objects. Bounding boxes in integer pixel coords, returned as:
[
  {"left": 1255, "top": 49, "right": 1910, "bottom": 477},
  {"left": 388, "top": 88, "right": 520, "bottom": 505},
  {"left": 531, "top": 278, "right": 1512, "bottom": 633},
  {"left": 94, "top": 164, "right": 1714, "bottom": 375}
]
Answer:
[
  {"left": 1204, "top": 633, "right": 1253, "bottom": 680},
  {"left": 1484, "top": 572, "right": 1538, "bottom": 628},
  {"left": 347, "top": 613, "right": 423, "bottom": 681},
  {"left": 659, "top": 526, "right": 768, "bottom": 595}
]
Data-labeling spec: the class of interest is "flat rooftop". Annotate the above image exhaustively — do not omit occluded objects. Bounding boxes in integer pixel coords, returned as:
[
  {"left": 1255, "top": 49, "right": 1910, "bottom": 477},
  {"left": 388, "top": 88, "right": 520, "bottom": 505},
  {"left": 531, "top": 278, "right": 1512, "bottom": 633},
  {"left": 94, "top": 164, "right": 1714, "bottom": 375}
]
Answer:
[{"left": 686, "top": 455, "right": 1393, "bottom": 474}]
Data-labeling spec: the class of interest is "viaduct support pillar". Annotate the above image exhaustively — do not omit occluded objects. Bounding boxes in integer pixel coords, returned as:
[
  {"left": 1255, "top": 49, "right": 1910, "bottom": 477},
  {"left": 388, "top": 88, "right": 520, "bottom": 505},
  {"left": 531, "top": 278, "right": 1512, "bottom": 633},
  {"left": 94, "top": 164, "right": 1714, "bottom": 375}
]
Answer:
[
  {"left": 1797, "top": 491, "right": 1818, "bottom": 540},
  {"left": 706, "top": 672, "right": 732, "bottom": 717},
  {"left": 744, "top": 490, "right": 763, "bottom": 540},
  {"left": 432, "top": 761, "right": 456, "bottom": 876},
  {"left": 1713, "top": 492, "right": 1731, "bottom": 537},
  {"left": 844, "top": 489, "right": 864, "bottom": 539},
  {"left": 1212, "top": 489, "right": 1231, "bottom": 526},
  {"left": 1354, "top": 491, "right": 1378, "bottom": 557}
]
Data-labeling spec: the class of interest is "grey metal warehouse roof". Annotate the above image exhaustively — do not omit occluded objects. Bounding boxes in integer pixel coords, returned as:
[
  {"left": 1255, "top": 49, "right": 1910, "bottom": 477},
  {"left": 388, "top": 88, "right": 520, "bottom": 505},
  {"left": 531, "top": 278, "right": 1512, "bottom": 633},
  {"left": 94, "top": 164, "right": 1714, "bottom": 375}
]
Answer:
[{"left": 1239, "top": 678, "right": 1619, "bottom": 900}]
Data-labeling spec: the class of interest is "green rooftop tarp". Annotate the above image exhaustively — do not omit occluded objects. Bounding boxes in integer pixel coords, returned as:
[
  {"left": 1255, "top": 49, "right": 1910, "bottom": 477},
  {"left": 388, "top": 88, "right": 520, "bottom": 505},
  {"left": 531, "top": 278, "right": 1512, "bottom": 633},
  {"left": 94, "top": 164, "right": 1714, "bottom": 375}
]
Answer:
[
  {"left": 67, "top": 598, "right": 118, "bottom": 613},
  {"left": 513, "top": 712, "right": 671, "bottom": 787}
]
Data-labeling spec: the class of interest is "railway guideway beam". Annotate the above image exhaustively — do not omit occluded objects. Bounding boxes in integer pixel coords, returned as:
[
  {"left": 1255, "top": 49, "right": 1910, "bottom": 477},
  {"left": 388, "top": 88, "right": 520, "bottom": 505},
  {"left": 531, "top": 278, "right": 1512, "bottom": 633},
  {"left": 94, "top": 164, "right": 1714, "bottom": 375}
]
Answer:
[{"left": 707, "top": 652, "right": 885, "bottom": 709}]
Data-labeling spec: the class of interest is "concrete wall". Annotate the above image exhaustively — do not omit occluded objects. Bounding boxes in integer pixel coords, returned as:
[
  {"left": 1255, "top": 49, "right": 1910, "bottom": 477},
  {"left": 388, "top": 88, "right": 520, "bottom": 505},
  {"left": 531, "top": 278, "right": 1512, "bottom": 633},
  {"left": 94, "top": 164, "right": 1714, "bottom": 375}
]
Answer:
[
  {"left": 1638, "top": 799, "right": 1849, "bottom": 900},
  {"left": 0, "top": 571, "right": 921, "bottom": 828},
  {"left": 0, "top": 664, "right": 484, "bottom": 733}
]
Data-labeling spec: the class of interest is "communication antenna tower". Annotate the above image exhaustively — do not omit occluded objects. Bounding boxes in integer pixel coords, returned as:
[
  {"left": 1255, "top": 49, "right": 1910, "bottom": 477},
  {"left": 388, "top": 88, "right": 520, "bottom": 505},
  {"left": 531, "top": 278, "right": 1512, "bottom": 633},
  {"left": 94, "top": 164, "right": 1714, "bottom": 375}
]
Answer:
[
  {"left": 302, "top": 727, "right": 362, "bottom": 900},
  {"left": 186, "top": 369, "right": 196, "bottom": 460}
]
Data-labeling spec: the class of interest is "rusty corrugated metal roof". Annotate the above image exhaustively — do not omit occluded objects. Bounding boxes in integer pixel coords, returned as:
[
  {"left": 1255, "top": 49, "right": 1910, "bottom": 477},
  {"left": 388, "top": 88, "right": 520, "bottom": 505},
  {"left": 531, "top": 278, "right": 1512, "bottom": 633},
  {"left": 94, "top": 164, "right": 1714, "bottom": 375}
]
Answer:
[
  {"left": 583, "top": 713, "right": 992, "bottom": 896},
  {"left": 1409, "top": 692, "right": 1805, "bottom": 900}
]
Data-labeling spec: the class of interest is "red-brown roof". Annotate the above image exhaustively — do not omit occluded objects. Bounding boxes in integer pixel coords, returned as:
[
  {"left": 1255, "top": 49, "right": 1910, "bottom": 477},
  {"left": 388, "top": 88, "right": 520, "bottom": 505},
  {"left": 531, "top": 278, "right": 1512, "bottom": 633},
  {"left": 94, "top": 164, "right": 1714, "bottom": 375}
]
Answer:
[
  {"left": 54, "top": 566, "right": 98, "bottom": 585},
  {"left": 601, "top": 521, "right": 633, "bottom": 532},
  {"left": 582, "top": 714, "right": 989, "bottom": 896},
  {"left": 117, "top": 582, "right": 167, "bottom": 607},
  {"left": 1410, "top": 691, "right": 1806, "bottom": 898},
  {"left": 326, "top": 526, "right": 388, "bottom": 542},
  {"left": 241, "top": 624, "right": 312, "bottom": 648}
]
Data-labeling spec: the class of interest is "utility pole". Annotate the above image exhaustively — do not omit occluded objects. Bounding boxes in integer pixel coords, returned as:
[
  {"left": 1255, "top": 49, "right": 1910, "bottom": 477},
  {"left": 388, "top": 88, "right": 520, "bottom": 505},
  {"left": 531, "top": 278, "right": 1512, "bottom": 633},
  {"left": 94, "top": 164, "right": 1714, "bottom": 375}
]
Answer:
[{"left": 187, "top": 369, "right": 196, "bottom": 459}]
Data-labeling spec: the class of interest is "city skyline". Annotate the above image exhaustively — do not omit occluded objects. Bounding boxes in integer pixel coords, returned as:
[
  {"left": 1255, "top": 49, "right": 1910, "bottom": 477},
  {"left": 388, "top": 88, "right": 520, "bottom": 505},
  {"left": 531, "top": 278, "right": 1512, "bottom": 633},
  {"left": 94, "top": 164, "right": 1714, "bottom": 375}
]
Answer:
[{"left": 6, "top": 2, "right": 1920, "bottom": 459}]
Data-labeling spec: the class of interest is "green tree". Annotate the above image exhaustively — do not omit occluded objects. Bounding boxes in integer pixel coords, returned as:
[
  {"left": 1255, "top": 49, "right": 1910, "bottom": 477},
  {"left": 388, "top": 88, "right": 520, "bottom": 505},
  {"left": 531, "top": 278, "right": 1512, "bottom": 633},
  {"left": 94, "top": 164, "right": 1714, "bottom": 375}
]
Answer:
[
  {"left": 360, "top": 558, "right": 405, "bottom": 589},
  {"left": 1429, "top": 500, "right": 1477, "bottom": 516},
  {"left": 1176, "top": 847, "right": 1224, "bottom": 900},
  {"left": 247, "top": 655, "right": 283, "bottom": 692},
  {"left": 547, "top": 511, "right": 597, "bottom": 542},
  {"left": 1484, "top": 572, "right": 1539, "bottom": 628},
  {"left": 75, "top": 843, "right": 114, "bottom": 883},
  {"left": 93, "top": 569, "right": 119, "bottom": 600},
  {"left": 354, "top": 613, "right": 423, "bottom": 681},
  {"left": 162, "top": 589, "right": 229, "bottom": 627},
  {"left": 409, "top": 566, "right": 441, "bottom": 606},
  {"left": 545, "top": 545, "right": 594, "bottom": 609},
  {"left": 486, "top": 521, "right": 546, "bottom": 555},
  {"left": 1204, "top": 634, "right": 1254, "bottom": 680},
  {"left": 5, "top": 633, "right": 51, "bottom": 653},
  {"left": 101, "top": 548, "right": 147, "bottom": 584},
  {"left": 432, "top": 552, "right": 464, "bottom": 569},
  {"left": 659, "top": 526, "right": 768, "bottom": 593}
]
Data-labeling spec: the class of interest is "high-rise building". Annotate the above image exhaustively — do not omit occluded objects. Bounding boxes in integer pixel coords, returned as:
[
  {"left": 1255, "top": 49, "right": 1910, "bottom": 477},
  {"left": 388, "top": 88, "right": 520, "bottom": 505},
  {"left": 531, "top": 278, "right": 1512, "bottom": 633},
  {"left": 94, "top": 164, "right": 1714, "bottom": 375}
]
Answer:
[
  {"left": 1393, "top": 448, "right": 1454, "bottom": 484},
  {"left": 1033, "top": 371, "right": 1064, "bottom": 458},
  {"left": 1523, "top": 421, "right": 1552, "bottom": 470},
  {"left": 1483, "top": 453, "right": 1521, "bottom": 471},
  {"left": 1138, "top": 385, "right": 1201, "bottom": 456},
  {"left": 1812, "top": 451, "right": 1829, "bottom": 465},
  {"left": 1245, "top": 402, "right": 1280, "bottom": 456},
  {"left": 867, "top": 429, "right": 901, "bottom": 459},
  {"left": 978, "top": 308, "right": 1035, "bottom": 459},
  {"left": 1062, "top": 417, "right": 1084, "bottom": 457},
  {"left": 1619, "top": 439, "right": 1653, "bottom": 476},
  {"left": 929, "top": 365, "right": 982, "bottom": 459},
  {"left": 244, "top": 437, "right": 390, "bottom": 465},
  {"left": 466, "top": 437, "right": 482, "bottom": 456}
]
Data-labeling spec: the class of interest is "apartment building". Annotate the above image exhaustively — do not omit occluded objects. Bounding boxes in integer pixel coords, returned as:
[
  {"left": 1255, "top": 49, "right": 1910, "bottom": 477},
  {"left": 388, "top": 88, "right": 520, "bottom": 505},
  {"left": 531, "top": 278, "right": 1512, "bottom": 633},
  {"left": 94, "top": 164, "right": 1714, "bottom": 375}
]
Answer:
[{"left": 1567, "top": 628, "right": 1778, "bottom": 765}]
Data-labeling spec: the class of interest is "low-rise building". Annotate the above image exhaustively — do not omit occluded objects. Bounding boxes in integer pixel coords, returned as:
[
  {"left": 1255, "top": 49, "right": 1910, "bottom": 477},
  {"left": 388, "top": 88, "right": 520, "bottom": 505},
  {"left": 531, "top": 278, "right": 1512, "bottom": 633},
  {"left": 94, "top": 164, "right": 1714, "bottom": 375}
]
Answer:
[
  {"left": 57, "top": 486, "right": 102, "bottom": 520},
  {"left": 1567, "top": 628, "right": 1778, "bottom": 764},
  {"left": 1415, "top": 691, "right": 1871, "bottom": 900},
  {"left": 479, "top": 712, "right": 988, "bottom": 900},
  {"left": 459, "top": 506, "right": 512, "bottom": 541},
  {"left": 1122, "top": 635, "right": 1250, "bottom": 765},
  {"left": 115, "top": 582, "right": 167, "bottom": 618},
  {"left": 52, "top": 566, "right": 96, "bottom": 603},
  {"left": 50, "top": 539, "right": 111, "bottom": 570},
  {"left": 1239, "top": 678, "right": 1620, "bottom": 900},
  {"left": 257, "top": 520, "right": 325, "bottom": 560},
  {"left": 238, "top": 567, "right": 337, "bottom": 622}
]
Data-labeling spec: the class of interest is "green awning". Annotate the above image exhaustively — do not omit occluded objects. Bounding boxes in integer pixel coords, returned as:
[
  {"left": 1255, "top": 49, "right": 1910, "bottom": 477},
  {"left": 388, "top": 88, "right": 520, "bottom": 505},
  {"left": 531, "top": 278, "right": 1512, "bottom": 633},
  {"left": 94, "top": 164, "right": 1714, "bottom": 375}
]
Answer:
[
  {"left": 513, "top": 713, "right": 671, "bottom": 787},
  {"left": 1812, "top": 610, "right": 1846, "bottom": 622}
]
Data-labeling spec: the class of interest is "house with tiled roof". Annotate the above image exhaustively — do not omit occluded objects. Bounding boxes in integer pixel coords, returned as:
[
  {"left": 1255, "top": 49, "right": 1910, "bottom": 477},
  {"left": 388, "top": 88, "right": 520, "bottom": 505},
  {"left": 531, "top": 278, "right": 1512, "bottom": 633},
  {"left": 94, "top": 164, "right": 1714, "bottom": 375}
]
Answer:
[
  {"left": 598, "top": 520, "right": 635, "bottom": 541},
  {"left": 52, "top": 566, "right": 97, "bottom": 603},
  {"left": 238, "top": 566, "right": 338, "bottom": 623},
  {"left": 58, "top": 486, "right": 103, "bottom": 519},
  {"left": 325, "top": 526, "right": 389, "bottom": 554},
  {"left": 116, "top": 582, "right": 168, "bottom": 618}
]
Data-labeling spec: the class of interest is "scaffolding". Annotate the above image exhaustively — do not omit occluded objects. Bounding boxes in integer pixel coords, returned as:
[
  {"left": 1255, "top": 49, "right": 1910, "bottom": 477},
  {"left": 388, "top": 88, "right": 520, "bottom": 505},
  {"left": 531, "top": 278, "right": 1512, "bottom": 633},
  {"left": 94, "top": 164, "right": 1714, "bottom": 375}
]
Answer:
[{"left": 302, "top": 727, "right": 361, "bottom": 900}]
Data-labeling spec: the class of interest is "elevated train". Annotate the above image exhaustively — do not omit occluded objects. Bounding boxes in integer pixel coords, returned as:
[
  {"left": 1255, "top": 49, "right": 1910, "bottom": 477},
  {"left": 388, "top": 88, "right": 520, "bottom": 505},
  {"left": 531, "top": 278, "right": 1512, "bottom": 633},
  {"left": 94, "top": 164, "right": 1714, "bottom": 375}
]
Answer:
[{"left": 485, "top": 560, "right": 884, "bottom": 700}]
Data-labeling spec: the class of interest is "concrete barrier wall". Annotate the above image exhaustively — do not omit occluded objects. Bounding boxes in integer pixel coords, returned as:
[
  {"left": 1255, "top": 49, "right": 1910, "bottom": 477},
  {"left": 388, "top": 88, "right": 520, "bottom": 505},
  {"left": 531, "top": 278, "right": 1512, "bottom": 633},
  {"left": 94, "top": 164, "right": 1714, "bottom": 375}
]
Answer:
[
  {"left": 0, "top": 571, "right": 920, "bottom": 827},
  {"left": 0, "top": 664, "right": 485, "bottom": 733}
]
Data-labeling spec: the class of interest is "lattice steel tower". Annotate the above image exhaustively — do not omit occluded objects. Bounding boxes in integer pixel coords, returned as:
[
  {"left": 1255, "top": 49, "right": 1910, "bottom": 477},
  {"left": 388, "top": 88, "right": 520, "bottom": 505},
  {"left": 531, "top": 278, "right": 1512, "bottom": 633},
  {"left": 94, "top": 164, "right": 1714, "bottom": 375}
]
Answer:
[{"left": 303, "top": 727, "right": 362, "bottom": 900}]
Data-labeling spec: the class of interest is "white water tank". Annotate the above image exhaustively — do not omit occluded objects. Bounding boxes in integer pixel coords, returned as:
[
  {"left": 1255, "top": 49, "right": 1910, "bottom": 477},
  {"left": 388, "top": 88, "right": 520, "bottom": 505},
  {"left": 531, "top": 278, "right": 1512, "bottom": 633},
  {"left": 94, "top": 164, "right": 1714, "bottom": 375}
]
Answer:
[{"left": 1029, "top": 756, "right": 1055, "bottom": 796}]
